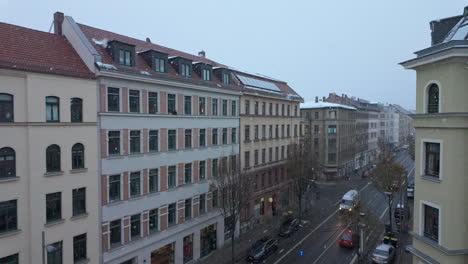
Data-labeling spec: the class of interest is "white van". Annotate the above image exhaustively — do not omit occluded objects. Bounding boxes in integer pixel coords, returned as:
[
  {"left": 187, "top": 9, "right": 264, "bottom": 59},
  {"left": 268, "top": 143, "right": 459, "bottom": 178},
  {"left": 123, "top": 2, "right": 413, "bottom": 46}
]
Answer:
[{"left": 339, "top": 190, "right": 360, "bottom": 213}]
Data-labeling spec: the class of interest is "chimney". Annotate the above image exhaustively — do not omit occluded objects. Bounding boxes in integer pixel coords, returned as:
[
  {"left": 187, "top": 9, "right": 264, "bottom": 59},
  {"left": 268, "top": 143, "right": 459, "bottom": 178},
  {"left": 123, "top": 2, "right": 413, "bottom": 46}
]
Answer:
[
  {"left": 198, "top": 50, "right": 206, "bottom": 58},
  {"left": 146, "top": 37, "right": 152, "bottom": 43},
  {"left": 53, "top": 12, "right": 64, "bottom": 35},
  {"left": 315, "top": 96, "right": 318, "bottom": 103},
  {"left": 322, "top": 96, "right": 326, "bottom": 101}
]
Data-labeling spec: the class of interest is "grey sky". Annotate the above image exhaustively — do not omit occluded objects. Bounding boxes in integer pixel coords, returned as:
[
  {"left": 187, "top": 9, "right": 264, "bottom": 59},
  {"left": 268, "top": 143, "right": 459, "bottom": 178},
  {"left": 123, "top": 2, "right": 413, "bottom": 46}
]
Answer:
[{"left": 1, "top": 0, "right": 467, "bottom": 109}]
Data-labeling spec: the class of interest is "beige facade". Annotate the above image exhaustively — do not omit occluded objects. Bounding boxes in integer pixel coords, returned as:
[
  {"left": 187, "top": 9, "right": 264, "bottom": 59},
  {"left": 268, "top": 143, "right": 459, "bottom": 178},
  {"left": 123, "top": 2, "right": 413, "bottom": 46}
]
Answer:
[
  {"left": 0, "top": 69, "right": 99, "bottom": 263},
  {"left": 402, "top": 8, "right": 468, "bottom": 263}
]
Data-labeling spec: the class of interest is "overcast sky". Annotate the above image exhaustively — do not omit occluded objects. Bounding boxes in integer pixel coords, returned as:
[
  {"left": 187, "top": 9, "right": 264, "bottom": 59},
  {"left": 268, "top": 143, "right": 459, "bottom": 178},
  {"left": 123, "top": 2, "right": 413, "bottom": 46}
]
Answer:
[{"left": 1, "top": 0, "right": 467, "bottom": 110}]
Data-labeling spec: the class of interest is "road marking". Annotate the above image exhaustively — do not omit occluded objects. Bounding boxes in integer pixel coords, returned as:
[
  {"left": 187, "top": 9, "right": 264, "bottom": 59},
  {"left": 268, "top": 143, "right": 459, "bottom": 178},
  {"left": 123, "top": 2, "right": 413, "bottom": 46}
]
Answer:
[
  {"left": 278, "top": 249, "right": 284, "bottom": 254},
  {"left": 379, "top": 206, "right": 389, "bottom": 220},
  {"left": 312, "top": 227, "right": 349, "bottom": 264},
  {"left": 349, "top": 254, "right": 358, "bottom": 264}
]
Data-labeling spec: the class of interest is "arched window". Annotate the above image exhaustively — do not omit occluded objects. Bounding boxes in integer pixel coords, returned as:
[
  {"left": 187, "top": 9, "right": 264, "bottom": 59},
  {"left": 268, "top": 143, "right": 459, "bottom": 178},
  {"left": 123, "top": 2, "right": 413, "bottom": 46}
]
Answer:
[
  {"left": 46, "top": 96, "right": 60, "bottom": 122},
  {"left": 72, "top": 143, "right": 85, "bottom": 170},
  {"left": 70, "top": 98, "right": 83, "bottom": 123},
  {"left": 46, "top": 145, "right": 61, "bottom": 172},
  {"left": 427, "top": 84, "right": 439, "bottom": 114},
  {"left": 0, "top": 93, "right": 14, "bottom": 122},
  {"left": 0, "top": 147, "right": 15, "bottom": 178}
]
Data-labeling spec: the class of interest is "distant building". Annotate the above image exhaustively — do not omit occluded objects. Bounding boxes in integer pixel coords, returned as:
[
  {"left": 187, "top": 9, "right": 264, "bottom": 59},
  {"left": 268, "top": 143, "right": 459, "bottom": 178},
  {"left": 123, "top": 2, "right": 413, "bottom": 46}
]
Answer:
[{"left": 401, "top": 5, "right": 468, "bottom": 264}]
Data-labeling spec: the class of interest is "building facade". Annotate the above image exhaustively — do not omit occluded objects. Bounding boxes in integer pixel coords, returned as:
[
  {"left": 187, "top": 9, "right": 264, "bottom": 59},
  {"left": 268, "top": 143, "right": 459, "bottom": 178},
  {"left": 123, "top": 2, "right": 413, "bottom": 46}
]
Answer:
[
  {"left": 401, "top": 6, "right": 468, "bottom": 264},
  {"left": 0, "top": 23, "right": 99, "bottom": 264}
]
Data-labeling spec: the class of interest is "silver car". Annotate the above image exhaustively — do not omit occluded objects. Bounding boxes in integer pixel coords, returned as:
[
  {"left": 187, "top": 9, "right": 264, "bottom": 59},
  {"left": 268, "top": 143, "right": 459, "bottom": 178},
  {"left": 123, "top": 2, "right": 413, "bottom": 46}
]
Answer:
[{"left": 371, "top": 243, "right": 395, "bottom": 264}]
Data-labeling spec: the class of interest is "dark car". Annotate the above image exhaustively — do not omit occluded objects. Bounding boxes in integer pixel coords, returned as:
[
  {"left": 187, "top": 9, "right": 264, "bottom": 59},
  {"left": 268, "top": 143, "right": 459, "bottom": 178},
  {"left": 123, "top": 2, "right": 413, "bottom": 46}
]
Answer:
[
  {"left": 338, "top": 230, "right": 359, "bottom": 248},
  {"left": 246, "top": 238, "right": 278, "bottom": 263},
  {"left": 278, "top": 218, "right": 300, "bottom": 237}
]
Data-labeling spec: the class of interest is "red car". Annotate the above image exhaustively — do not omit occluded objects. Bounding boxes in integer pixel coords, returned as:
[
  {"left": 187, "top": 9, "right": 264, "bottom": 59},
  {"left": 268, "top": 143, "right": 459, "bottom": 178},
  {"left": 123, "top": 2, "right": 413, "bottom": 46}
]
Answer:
[{"left": 338, "top": 230, "right": 359, "bottom": 248}]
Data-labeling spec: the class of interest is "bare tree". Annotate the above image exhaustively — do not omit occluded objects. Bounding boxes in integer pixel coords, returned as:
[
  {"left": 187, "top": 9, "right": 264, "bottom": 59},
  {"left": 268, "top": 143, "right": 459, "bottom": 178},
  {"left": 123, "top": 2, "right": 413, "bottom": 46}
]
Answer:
[{"left": 212, "top": 155, "right": 253, "bottom": 264}]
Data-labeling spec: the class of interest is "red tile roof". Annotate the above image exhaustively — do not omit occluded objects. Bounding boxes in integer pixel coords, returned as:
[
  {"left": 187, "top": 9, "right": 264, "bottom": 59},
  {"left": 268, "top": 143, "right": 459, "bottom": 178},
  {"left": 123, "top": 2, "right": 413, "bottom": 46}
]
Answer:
[
  {"left": 78, "top": 23, "right": 300, "bottom": 97},
  {"left": 0, "top": 22, "right": 94, "bottom": 79}
]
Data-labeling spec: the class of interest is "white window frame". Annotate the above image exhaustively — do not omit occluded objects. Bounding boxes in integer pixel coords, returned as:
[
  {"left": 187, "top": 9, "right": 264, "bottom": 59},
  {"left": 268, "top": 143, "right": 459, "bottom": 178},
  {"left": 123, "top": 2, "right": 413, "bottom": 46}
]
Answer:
[
  {"left": 148, "top": 168, "right": 160, "bottom": 194},
  {"left": 106, "top": 86, "right": 122, "bottom": 112},
  {"left": 128, "top": 89, "right": 142, "bottom": 114},
  {"left": 419, "top": 200, "right": 442, "bottom": 245},
  {"left": 167, "top": 93, "right": 177, "bottom": 114},
  {"left": 129, "top": 129, "right": 142, "bottom": 154},
  {"left": 420, "top": 138, "right": 443, "bottom": 180},
  {"left": 147, "top": 90, "right": 160, "bottom": 114},
  {"left": 128, "top": 170, "right": 143, "bottom": 197},
  {"left": 107, "top": 130, "right": 123, "bottom": 157},
  {"left": 167, "top": 165, "right": 177, "bottom": 189},
  {"left": 167, "top": 129, "right": 177, "bottom": 151},
  {"left": 184, "top": 163, "right": 193, "bottom": 184},
  {"left": 423, "top": 81, "right": 442, "bottom": 114},
  {"left": 107, "top": 174, "right": 123, "bottom": 203}
]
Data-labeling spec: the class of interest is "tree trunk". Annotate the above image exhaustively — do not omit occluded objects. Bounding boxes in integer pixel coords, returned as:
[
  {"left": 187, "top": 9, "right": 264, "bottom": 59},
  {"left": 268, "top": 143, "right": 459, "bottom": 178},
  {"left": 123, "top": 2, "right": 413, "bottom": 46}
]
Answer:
[
  {"left": 231, "top": 229, "right": 235, "bottom": 264},
  {"left": 388, "top": 197, "right": 393, "bottom": 232}
]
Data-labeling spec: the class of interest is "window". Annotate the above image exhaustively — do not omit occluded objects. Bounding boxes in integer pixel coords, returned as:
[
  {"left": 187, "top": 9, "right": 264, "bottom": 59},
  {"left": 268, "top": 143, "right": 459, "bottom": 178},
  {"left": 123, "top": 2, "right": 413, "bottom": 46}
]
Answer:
[
  {"left": 184, "top": 96, "right": 192, "bottom": 115},
  {"left": 315, "top": 112, "right": 319, "bottom": 119},
  {"left": 212, "top": 190, "right": 218, "bottom": 208},
  {"left": 329, "top": 110, "right": 336, "bottom": 119},
  {"left": 245, "top": 100, "right": 250, "bottom": 115},
  {"left": 168, "top": 166, "right": 176, "bottom": 189},
  {"left": 181, "top": 63, "right": 191, "bottom": 77},
  {"left": 202, "top": 68, "right": 211, "bottom": 81},
  {"left": 328, "top": 153, "right": 336, "bottom": 164},
  {"left": 200, "top": 129, "right": 206, "bottom": 147},
  {"left": 149, "top": 130, "right": 159, "bottom": 152},
  {"left": 119, "top": 49, "right": 132, "bottom": 66},
  {"left": 130, "top": 131, "right": 141, "bottom": 154},
  {"left": 231, "top": 101, "right": 237, "bottom": 116},
  {"left": 275, "top": 125, "right": 279, "bottom": 139},
  {"left": 108, "top": 131, "right": 121, "bottom": 156},
  {"left": 287, "top": 105, "right": 290, "bottom": 116},
  {"left": 212, "top": 99, "right": 218, "bottom": 116},
  {"left": 46, "top": 145, "right": 61, "bottom": 173},
  {"left": 212, "top": 158, "right": 218, "bottom": 178},
  {"left": 281, "top": 146, "right": 285, "bottom": 160},
  {"left": 294, "top": 105, "right": 298, "bottom": 116},
  {"left": 107, "top": 88, "right": 120, "bottom": 112},
  {"left": 0, "top": 93, "right": 13, "bottom": 122},
  {"left": 129, "top": 90, "right": 140, "bottom": 113},
  {"left": 222, "top": 128, "right": 228, "bottom": 144},
  {"left": 199, "top": 194, "right": 206, "bottom": 214},
  {"left": 73, "top": 234, "right": 87, "bottom": 263},
  {"left": 262, "top": 125, "right": 266, "bottom": 139},
  {"left": 262, "top": 149, "right": 266, "bottom": 164},
  {"left": 269, "top": 103, "right": 273, "bottom": 115},
  {"left": 212, "top": 128, "right": 218, "bottom": 145},
  {"left": 168, "top": 203, "right": 176, "bottom": 226},
  {"left": 155, "top": 58, "right": 166, "bottom": 73},
  {"left": 294, "top": 125, "right": 298, "bottom": 137},
  {"left": 149, "top": 169, "right": 159, "bottom": 193},
  {"left": 185, "top": 129, "right": 192, "bottom": 149},
  {"left": 261, "top": 173, "right": 265, "bottom": 188},
  {"left": 281, "top": 125, "right": 285, "bottom": 138},
  {"left": 244, "top": 125, "right": 250, "bottom": 141},
  {"left": 269, "top": 125, "right": 273, "bottom": 138},
  {"left": 46, "top": 96, "right": 60, "bottom": 122},
  {"left": 149, "top": 209, "right": 158, "bottom": 233},
  {"left": 327, "top": 125, "right": 337, "bottom": 134},
  {"left": 110, "top": 219, "right": 121, "bottom": 248},
  {"left": 231, "top": 128, "right": 236, "bottom": 144},
  {"left": 254, "top": 101, "right": 259, "bottom": 115},
  {"left": 109, "top": 175, "right": 121, "bottom": 202},
  {"left": 269, "top": 148, "right": 272, "bottom": 162},
  {"left": 72, "top": 188, "right": 86, "bottom": 216},
  {"left": 130, "top": 172, "right": 141, "bottom": 197},
  {"left": 262, "top": 102, "right": 266, "bottom": 115},
  {"left": 0, "top": 147, "right": 15, "bottom": 179},
  {"left": 287, "top": 125, "right": 290, "bottom": 137},
  {"left": 425, "top": 142, "right": 440, "bottom": 177},
  {"left": 275, "top": 147, "right": 279, "bottom": 160},
  {"left": 168, "top": 94, "right": 176, "bottom": 114},
  {"left": 0, "top": 200, "right": 17, "bottom": 233},
  {"left": 254, "top": 150, "right": 259, "bottom": 165},
  {"left": 185, "top": 163, "right": 192, "bottom": 184},
  {"left": 314, "top": 125, "right": 319, "bottom": 135},
  {"left": 46, "top": 192, "right": 62, "bottom": 223},
  {"left": 199, "top": 97, "right": 206, "bottom": 115},
  {"left": 185, "top": 199, "right": 192, "bottom": 220},
  {"left": 130, "top": 214, "right": 141, "bottom": 240},
  {"left": 0, "top": 254, "right": 18, "bottom": 264},
  {"left": 254, "top": 125, "right": 259, "bottom": 140},
  {"left": 230, "top": 155, "right": 237, "bottom": 172},
  {"left": 47, "top": 241, "right": 63, "bottom": 264},
  {"left": 244, "top": 151, "right": 250, "bottom": 168},
  {"left": 71, "top": 143, "right": 84, "bottom": 170},
  {"left": 146, "top": 93, "right": 159, "bottom": 115},
  {"left": 328, "top": 138, "right": 337, "bottom": 149},
  {"left": 282, "top": 104, "right": 285, "bottom": 116},
  {"left": 70, "top": 98, "right": 82, "bottom": 122},
  {"left": 199, "top": 161, "right": 206, "bottom": 180},
  {"left": 222, "top": 100, "right": 228, "bottom": 116},
  {"left": 276, "top": 104, "right": 279, "bottom": 116},
  {"left": 427, "top": 84, "right": 439, "bottom": 114},
  {"left": 423, "top": 204, "right": 439, "bottom": 242},
  {"left": 222, "top": 72, "right": 230, "bottom": 84},
  {"left": 168, "top": 130, "right": 177, "bottom": 151}
]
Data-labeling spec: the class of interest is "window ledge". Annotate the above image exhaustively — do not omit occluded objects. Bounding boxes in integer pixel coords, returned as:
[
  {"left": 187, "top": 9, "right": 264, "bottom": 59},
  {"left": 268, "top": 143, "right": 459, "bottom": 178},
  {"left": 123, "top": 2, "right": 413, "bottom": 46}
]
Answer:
[
  {"left": 182, "top": 183, "right": 194, "bottom": 188},
  {"left": 147, "top": 191, "right": 160, "bottom": 197},
  {"left": 71, "top": 212, "right": 89, "bottom": 221},
  {"left": 107, "top": 155, "right": 124, "bottom": 160},
  {"left": 147, "top": 151, "right": 161, "bottom": 156},
  {"left": 74, "top": 258, "right": 90, "bottom": 264},
  {"left": 44, "top": 171, "right": 64, "bottom": 177},
  {"left": 70, "top": 168, "right": 88, "bottom": 174},
  {"left": 107, "top": 200, "right": 124, "bottom": 207},
  {"left": 167, "top": 187, "right": 177, "bottom": 192},
  {"left": 45, "top": 219, "right": 65, "bottom": 227},
  {"left": 128, "top": 195, "right": 144, "bottom": 201},
  {"left": 0, "top": 229, "right": 22, "bottom": 239},
  {"left": 0, "top": 176, "right": 20, "bottom": 183},
  {"left": 198, "top": 179, "right": 207, "bottom": 183},
  {"left": 421, "top": 175, "right": 441, "bottom": 183},
  {"left": 128, "top": 153, "right": 144, "bottom": 158}
]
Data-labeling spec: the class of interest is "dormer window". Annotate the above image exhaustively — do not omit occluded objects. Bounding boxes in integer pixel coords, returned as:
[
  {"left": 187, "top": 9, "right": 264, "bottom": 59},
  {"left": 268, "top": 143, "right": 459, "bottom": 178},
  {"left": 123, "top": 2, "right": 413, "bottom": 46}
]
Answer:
[
  {"left": 107, "top": 40, "right": 135, "bottom": 67},
  {"left": 119, "top": 49, "right": 132, "bottom": 66},
  {"left": 140, "top": 50, "right": 168, "bottom": 73},
  {"left": 214, "top": 68, "right": 231, "bottom": 85},
  {"left": 222, "top": 72, "right": 230, "bottom": 85},
  {"left": 181, "top": 63, "right": 191, "bottom": 77},
  {"left": 202, "top": 69, "right": 211, "bottom": 81},
  {"left": 155, "top": 58, "right": 166, "bottom": 73}
]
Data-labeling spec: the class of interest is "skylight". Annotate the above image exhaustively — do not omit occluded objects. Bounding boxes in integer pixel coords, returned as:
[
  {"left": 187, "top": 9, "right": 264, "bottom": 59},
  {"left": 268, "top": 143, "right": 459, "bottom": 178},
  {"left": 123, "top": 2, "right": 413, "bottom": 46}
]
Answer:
[{"left": 236, "top": 74, "right": 280, "bottom": 92}]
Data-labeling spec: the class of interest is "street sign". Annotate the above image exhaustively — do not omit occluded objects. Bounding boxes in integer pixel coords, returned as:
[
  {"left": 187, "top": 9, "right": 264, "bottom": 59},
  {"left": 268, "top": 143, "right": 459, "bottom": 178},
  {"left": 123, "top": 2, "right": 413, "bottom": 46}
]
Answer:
[{"left": 299, "top": 250, "right": 304, "bottom": 256}]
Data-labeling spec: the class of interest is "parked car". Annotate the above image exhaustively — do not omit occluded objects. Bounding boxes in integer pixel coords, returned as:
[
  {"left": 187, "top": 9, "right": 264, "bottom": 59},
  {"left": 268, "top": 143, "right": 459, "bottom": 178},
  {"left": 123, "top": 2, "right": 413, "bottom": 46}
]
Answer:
[
  {"left": 246, "top": 237, "right": 278, "bottom": 263},
  {"left": 338, "top": 230, "right": 359, "bottom": 248},
  {"left": 371, "top": 243, "right": 395, "bottom": 264},
  {"left": 278, "top": 218, "right": 300, "bottom": 237},
  {"left": 407, "top": 184, "right": 414, "bottom": 199}
]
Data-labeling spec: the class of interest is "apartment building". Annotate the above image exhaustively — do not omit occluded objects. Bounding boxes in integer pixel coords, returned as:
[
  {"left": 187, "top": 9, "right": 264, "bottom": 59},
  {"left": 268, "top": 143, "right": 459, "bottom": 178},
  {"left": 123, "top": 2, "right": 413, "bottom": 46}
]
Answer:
[
  {"left": 239, "top": 76, "right": 302, "bottom": 222},
  {"left": 301, "top": 100, "right": 356, "bottom": 180},
  {"left": 401, "top": 6, "right": 468, "bottom": 264},
  {"left": 0, "top": 23, "right": 99, "bottom": 264}
]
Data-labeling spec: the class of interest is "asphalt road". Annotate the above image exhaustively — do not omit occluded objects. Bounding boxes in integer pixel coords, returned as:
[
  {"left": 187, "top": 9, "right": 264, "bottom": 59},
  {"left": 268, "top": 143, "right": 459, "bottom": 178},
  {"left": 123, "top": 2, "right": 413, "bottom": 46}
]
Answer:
[{"left": 260, "top": 151, "right": 415, "bottom": 264}]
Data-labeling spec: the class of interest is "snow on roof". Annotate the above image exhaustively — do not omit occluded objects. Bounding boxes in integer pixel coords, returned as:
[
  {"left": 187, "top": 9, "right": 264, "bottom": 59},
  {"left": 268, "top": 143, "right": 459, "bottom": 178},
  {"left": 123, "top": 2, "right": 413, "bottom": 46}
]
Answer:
[
  {"left": 300, "top": 101, "right": 356, "bottom": 110},
  {"left": 96, "top": 61, "right": 117, "bottom": 70},
  {"left": 92, "top": 38, "right": 108, "bottom": 48}
]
